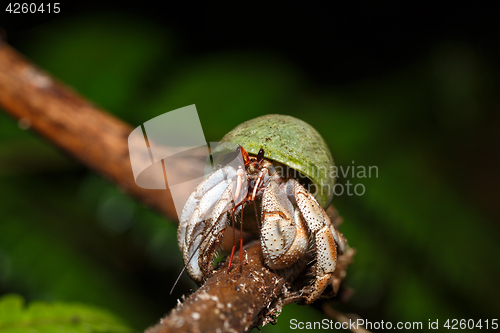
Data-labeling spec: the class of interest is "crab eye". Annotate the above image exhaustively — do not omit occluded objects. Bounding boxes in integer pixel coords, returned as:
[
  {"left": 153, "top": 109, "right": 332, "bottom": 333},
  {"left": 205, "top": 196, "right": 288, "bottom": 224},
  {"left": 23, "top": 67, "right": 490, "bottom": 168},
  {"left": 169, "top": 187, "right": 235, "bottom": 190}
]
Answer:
[{"left": 257, "top": 147, "right": 265, "bottom": 161}]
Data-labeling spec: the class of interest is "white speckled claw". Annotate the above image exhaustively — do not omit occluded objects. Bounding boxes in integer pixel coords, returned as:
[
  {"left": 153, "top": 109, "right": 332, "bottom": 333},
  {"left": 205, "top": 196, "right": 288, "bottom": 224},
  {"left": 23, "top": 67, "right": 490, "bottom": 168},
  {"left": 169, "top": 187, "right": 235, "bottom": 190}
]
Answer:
[
  {"left": 260, "top": 181, "right": 308, "bottom": 269},
  {"left": 177, "top": 165, "right": 238, "bottom": 281}
]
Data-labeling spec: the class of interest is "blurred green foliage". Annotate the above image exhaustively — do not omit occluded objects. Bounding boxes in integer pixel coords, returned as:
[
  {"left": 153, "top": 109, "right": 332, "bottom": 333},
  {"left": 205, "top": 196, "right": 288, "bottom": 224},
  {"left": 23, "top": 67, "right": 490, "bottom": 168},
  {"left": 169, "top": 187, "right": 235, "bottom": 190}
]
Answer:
[
  {"left": 0, "top": 294, "right": 133, "bottom": 333},
  {"left": 1, "top": 12, "right": 499, "bottom": 333}
]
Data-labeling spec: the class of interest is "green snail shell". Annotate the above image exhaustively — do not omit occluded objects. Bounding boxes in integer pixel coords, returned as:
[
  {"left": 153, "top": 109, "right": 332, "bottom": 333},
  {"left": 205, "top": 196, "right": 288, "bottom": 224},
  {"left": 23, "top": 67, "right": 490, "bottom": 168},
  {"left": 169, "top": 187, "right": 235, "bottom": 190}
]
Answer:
[{"left": 213, "top": 114, "right": 335, "bottom": 208}]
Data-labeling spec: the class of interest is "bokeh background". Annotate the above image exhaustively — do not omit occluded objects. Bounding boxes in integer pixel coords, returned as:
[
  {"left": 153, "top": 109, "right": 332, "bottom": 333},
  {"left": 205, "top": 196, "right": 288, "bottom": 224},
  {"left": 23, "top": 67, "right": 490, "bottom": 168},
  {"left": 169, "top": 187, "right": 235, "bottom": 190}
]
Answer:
[{"left": 1, "top": 3, "right": 499, "bottom": 332}]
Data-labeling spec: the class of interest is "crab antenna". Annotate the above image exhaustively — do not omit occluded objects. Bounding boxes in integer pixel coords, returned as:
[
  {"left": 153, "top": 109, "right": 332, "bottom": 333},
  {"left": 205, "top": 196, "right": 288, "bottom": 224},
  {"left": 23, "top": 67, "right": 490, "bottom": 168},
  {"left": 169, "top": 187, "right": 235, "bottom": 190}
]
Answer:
[
  {"left": 170, "top": 251, "right": 195, "bottom": 295},
  {"left": 253, "top": 200, "right": 261, "bottom": 230},
  {"left": 227, "top": 199, "right": 246, "bottom": 273},
  {"left": 170, "top": 214, "right": 228, "bottom": 294},
  {"left": 228, "top": 200, "right": 237, "bottom": 274},
  {"left": 239, "top": 203, "right": 244, "bottom": 270}
]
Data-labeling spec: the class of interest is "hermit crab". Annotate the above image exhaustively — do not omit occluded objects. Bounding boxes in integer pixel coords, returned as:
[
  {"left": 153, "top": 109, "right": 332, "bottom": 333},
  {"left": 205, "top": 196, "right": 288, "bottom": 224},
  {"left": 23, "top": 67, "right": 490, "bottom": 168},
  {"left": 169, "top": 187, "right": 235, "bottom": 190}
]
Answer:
[{"left": 177, "top": 114, "right": 346, "bottom": 304}]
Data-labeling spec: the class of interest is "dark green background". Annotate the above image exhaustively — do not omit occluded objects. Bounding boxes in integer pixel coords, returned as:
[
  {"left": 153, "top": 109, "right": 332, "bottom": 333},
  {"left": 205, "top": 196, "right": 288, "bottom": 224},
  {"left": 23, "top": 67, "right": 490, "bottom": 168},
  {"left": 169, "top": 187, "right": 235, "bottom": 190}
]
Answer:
[{"left": 1, "top": 3, "right": 499, "bottom": 332}]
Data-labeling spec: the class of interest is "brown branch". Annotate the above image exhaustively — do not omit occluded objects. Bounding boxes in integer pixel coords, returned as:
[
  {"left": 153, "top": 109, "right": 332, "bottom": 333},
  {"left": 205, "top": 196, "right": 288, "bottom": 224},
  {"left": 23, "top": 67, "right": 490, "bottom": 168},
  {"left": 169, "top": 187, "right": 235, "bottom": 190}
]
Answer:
[
  {"left": 0, "top": 42, "right": 353, "bottom": 333},
  {"left": 147, "top": 241, "right": 356, "bottom": 333},
  {"left": 147, "top": 241, "right": 285, "bottom": 333},
  {"left": 0, "top": 42, "right": 176, "bottom": 220}
]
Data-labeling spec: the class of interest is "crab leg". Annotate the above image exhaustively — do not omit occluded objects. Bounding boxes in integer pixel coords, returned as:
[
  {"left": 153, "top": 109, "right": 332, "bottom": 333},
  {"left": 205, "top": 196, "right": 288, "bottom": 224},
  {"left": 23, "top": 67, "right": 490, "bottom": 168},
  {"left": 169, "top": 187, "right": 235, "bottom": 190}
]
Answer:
[
  {"left": 178, "top": 166, "right": 236, "bottom": 251},
  {"left": 260, "top": 181, "right": 309, "bottom": 269},
  {"left": 290, "top": 179, "right": 344, "bottom": 304},
  {"left": 177, "top": 165, "right": 236, "bottom": 281},
  {"left": 197, "top": 181, "right": 236, "bottom": 278},
  {"left": 183, "top": 179, "right": 233, "bottom": 281}
]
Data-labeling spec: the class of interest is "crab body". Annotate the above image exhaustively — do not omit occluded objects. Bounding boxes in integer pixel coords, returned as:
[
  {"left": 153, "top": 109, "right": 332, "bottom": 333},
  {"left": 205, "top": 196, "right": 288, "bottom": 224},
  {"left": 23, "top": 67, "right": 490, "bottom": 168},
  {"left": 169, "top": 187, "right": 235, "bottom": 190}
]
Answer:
[{"left": 177, "top": 115, "right": 346, "bottom": 304}]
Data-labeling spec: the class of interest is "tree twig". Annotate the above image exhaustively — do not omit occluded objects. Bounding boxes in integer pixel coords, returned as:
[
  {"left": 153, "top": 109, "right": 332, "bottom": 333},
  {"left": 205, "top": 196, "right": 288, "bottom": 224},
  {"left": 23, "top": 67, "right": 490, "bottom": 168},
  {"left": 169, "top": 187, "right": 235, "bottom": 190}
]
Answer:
[
  {"left": 147, "top": 241, "right": 285, "bottom": 333},
  {"left": 0, "top": 41, "right": 176, "bottom": 220}
]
